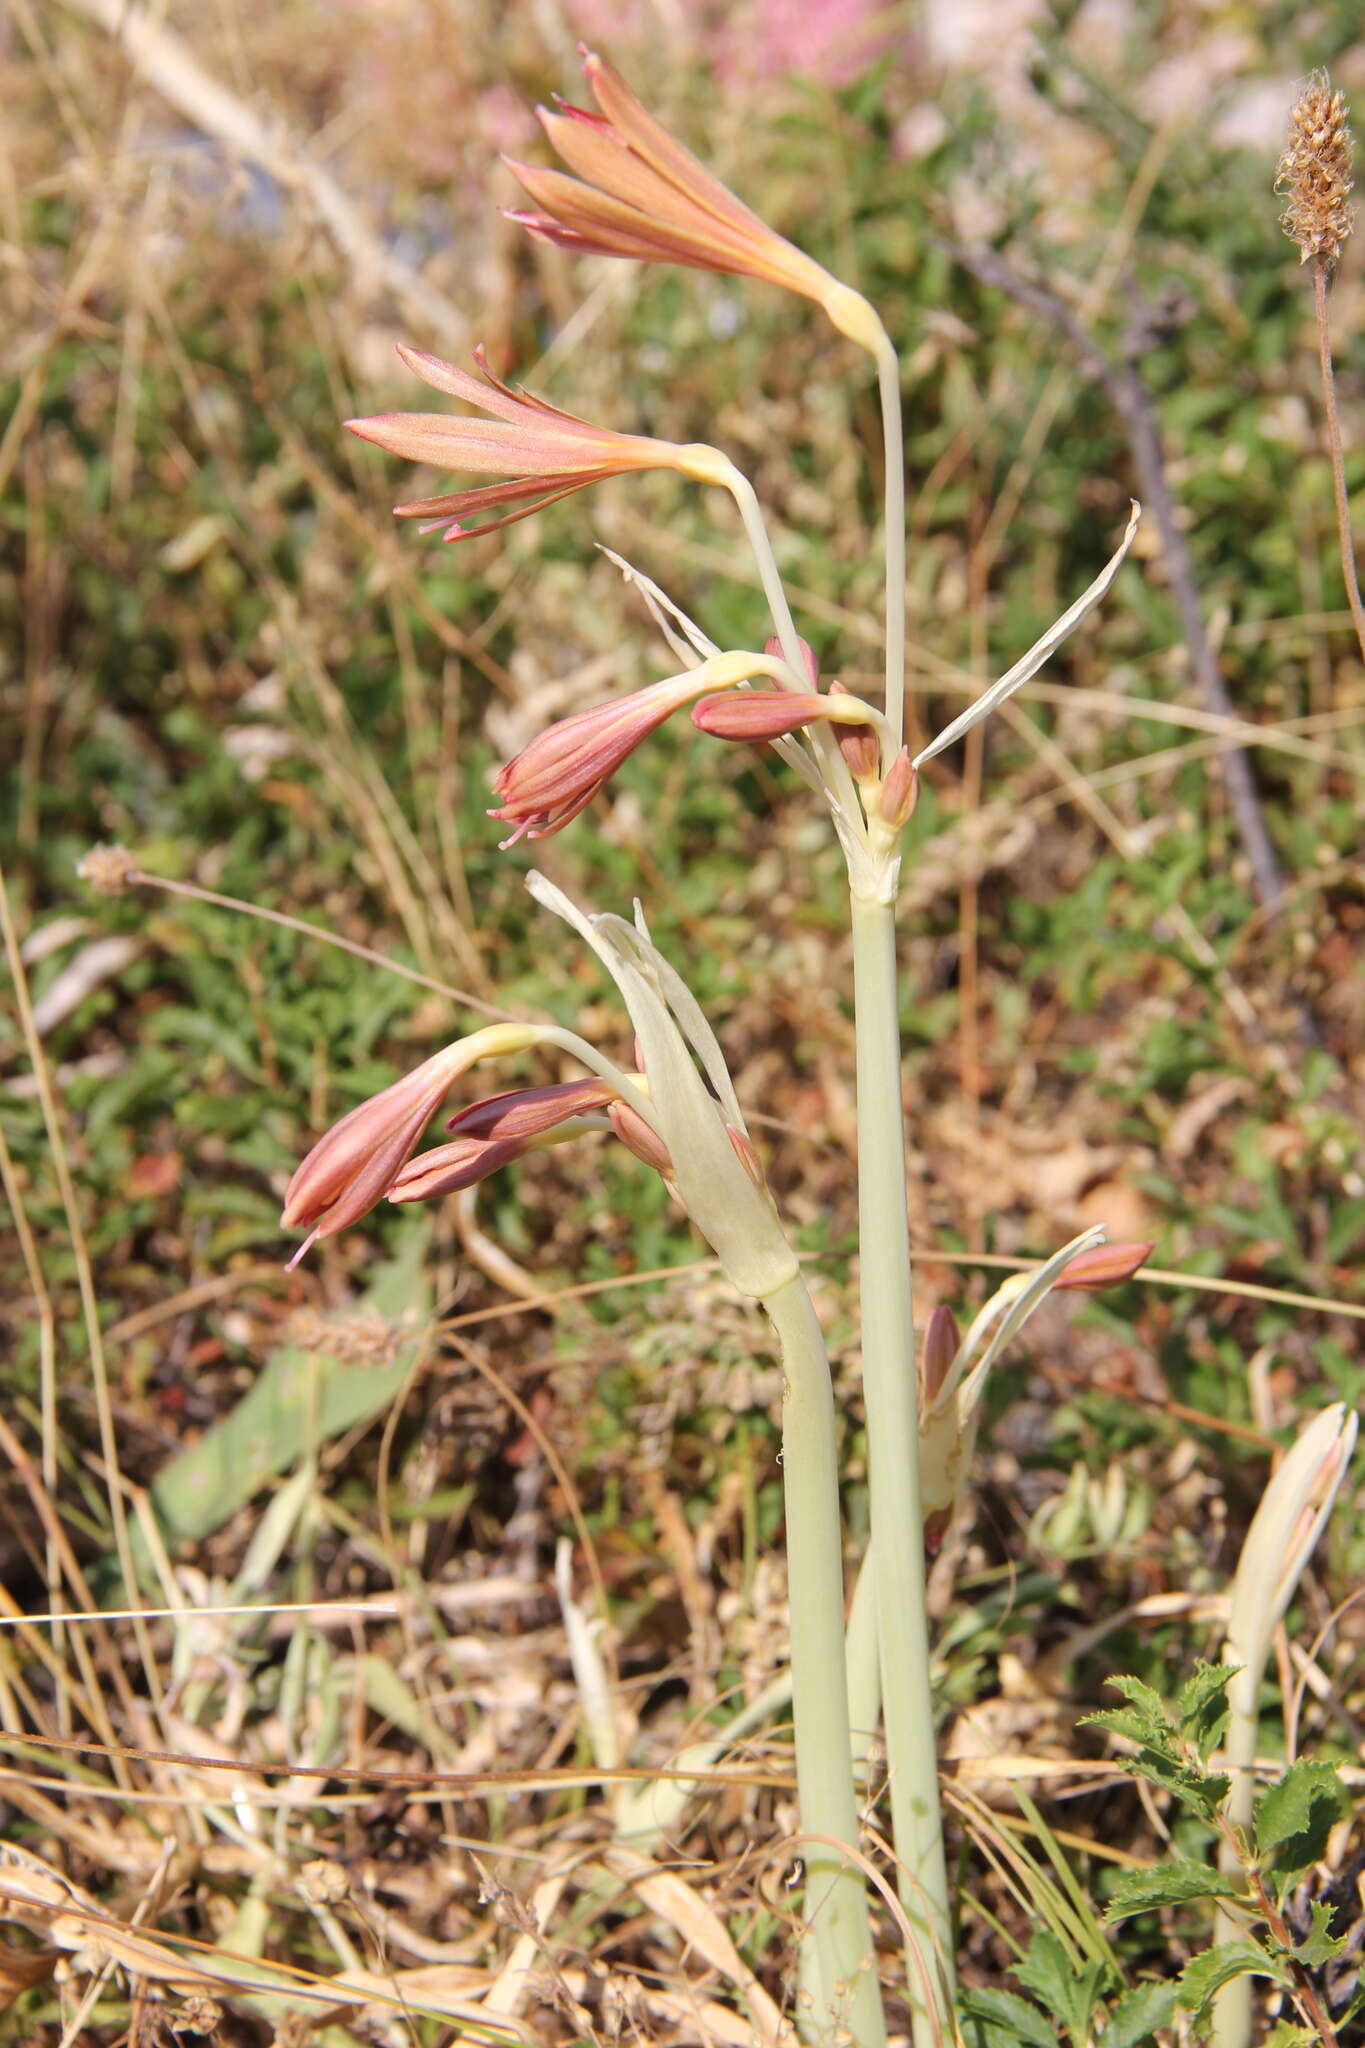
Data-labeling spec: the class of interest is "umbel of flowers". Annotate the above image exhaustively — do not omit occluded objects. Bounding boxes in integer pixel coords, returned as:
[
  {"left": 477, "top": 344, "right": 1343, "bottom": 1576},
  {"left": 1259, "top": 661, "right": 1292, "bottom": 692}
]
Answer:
[{"left": 292, "top": 46, "right": 1145, "bottom": 2048}]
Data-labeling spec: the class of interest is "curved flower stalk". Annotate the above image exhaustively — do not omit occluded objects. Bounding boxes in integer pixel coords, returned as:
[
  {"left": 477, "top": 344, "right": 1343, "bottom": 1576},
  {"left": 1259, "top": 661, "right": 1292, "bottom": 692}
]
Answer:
[{"left": 1213, "top": 1401, "right": 1358, "bottom": 2048}]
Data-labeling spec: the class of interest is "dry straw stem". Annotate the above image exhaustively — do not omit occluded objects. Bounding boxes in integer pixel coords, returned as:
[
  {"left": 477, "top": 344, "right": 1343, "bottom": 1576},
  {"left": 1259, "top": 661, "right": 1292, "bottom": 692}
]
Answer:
[{"left": 1276, "top": 70, "right": 1365, "bottom": 670}]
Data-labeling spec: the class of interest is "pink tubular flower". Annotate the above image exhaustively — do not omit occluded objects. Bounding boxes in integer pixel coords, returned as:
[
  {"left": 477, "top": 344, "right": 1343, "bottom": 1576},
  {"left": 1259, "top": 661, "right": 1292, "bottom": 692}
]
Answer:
[
  {"left": 1052, "top": 1240, "right": 1154, "bottom": 1291},
  {"left": 281, "top": 1023, "right": 539, "bottom": 1251},
  {"left": 389, "top": 1077, "right": 615, "bottom": 1202},
  {"left": 346, "top": 343, "right": 730, "bottom": 542},
  {"left": 504, "top": 50, "right": 880, "bottom": 349},
  {"left": 691, "top": 690, "right": 880, "bottom": 742},
  {"left": 490, "top": 649, "right": 782, "bottom": 843}
]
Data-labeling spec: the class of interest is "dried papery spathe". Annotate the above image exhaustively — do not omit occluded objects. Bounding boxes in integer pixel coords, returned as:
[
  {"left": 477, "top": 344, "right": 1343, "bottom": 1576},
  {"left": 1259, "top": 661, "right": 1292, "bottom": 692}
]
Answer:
[
  {"left": 527, "top": 872, "right": 799, "bottom": 1300},
  {"left": 1225, "top": 1400, "right": 1358, "bottom": 1719}
]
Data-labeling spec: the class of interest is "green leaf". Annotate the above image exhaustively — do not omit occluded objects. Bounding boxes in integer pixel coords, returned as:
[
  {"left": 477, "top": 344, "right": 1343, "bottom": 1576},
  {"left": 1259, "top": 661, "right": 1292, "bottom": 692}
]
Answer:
[
  {"left": 961, "top": 1986, "right": 1058, "bottom": 2048},
  {"left": 1254, "top": 1761, "right": 1350, "bottom": 1881},
  {"left": 1175, "top": 1943, "right": 1282, "bottom": 2027},
  {"left": 149, "top": 1222, "right": 432, "bottom": 1546},
  {"left": 1083, "top": 1706, "right": 1170, "bottom": 1750},
  {"left": 1262, "top": 2025, "right": 1314, "bottom": 2048},
  {"left": 1014, "top": 1932, "right": 1105, "bottom": 2047},
  {"left": 1112, "top": 1745, "right": 1228, "bottom": 1820},
  {"left": 1178, "top": 1661, "right": 1235, "bottom": 1761},
  {"left": 1105, "top": 1861, "right": 1241, "bottom": 1922},
  {"left": 1290, "top": 1900, "right": 1346, "bottom": 1968},
  {"left": 1103, "top": 1674, "right": 1169, "bottom": 1733},
  {"left": 1100, "top": 1979, "right": 1177, "bottom": 2048}
]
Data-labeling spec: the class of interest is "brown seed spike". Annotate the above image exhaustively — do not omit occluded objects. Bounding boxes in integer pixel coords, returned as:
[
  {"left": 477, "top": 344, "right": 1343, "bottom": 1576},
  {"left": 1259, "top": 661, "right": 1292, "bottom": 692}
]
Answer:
[{"left": 1276, "top": 71, "right": 1356, "bottom": 271}]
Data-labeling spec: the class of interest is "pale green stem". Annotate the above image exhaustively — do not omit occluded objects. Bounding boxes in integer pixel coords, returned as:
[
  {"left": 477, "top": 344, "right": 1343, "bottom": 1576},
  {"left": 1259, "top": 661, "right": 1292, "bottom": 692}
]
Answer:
[
  {"left": 845, "top": 1540, "right": 880, "bottom": 1774},
  {"left": 763, "top": 1272, "right": 887, "bottom": 2048},
  {"left": 724, "top": 469, "right": 862, "bottom": 815},
  {"left": 872, "top": 327, "right": 906, "bottom": 756},
  {"left": 850, "top": 891, "right": 953, "bottom": 2045},
  {"left": 1211, "top": 1697, "right": 1258, "bottom": 2048}
]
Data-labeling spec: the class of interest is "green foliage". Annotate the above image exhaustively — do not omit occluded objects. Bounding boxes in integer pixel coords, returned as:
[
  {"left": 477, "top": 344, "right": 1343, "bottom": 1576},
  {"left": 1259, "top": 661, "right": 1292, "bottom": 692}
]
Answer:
[
  {"left": 1099, "top": 1979, "right": 1178, "bottom": 2048},
  {"left": 1255, "top": 1761, "right": 1352, "bottom": 1892},
  {"left": 1105, "top": 1861, "right": 1239, "bottom": 1923},
  {"left": 1082, "top": 1666, "right": 1235, "bottom": 1819},
  {"left": 1012, "top": 1930, "right": 1108, "bottom": 2046}
]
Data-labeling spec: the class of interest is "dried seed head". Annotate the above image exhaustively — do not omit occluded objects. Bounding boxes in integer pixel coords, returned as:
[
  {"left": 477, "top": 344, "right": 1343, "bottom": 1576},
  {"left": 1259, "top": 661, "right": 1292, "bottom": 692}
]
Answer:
[
  {"left": 76, "top": 844, "right": 140, "bottom": 896},
  {"left": 1276, "top": 71, "right": 1355, "bottom": 270}
]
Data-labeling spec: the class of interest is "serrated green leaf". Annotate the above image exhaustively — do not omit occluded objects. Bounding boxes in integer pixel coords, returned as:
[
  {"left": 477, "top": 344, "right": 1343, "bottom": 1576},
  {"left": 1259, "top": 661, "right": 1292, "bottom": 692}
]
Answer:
[
  {"left": 1105, "top": 1860, "right": 1241, "bottom": 1922},
  {"left": 1115, "top": 1746, "right": 1228, "bottom": 1820},
  {"left": 1255, "top": 1761, "right": 1349, "bottom": 1880},
  {"left": 1290, "top": 1900, "right": 1347, "bottom": 1967},
  {"left": 1175, "top": 1942, "right": 1282, "bottom": 2025},
  {"left": 1262, "top": 2024, "right": 1314, "bottom": 2048},
  {"left": 1100, "top": 1978, "right": 1177, "bottom": 2048},
  {"left": 961, "top": 1985, "right": 1059, "bottom": 2048},
  {"left": 1105, "top": 1674, "right": 1170, "bottom": 1728},
  {"left": 1178, "top": 1661, "right": 1235, "bottom": 1761},
  {"left": 1014, "top": 1931, "right": 1104, "bottom": 2045},
  {"left": 1083, "top": 1706, "right": 1170, "bottom": 1750}
]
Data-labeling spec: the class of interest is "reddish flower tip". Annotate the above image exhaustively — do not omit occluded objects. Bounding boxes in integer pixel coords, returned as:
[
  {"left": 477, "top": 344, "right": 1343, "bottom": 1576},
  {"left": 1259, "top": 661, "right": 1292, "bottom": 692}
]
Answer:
[{"left": 1053, "top": 1240, "right": 1155, "bottom": 1291}]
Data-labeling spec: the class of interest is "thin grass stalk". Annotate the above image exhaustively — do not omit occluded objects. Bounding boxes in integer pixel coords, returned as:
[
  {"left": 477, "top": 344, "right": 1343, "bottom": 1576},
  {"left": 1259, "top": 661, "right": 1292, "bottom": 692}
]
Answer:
[
  {"left": 849, "top": 891, "right": 953, "bottom": 2044},
  {"left": 1311, "top": 259, "right": 1365, "bottom": 665},
  {"left": 0, "top": 862, "right": 163, "bottom": 1711},
  {"left": 762, "top": 1272, "right": 887, "bottom": 2048}
]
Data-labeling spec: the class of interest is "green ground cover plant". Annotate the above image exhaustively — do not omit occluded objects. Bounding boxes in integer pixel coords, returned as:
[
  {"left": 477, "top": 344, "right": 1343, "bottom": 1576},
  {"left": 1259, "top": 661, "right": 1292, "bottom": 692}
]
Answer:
[{"left": 1, "top": 5, "right": 1362, "bottom": 2044}]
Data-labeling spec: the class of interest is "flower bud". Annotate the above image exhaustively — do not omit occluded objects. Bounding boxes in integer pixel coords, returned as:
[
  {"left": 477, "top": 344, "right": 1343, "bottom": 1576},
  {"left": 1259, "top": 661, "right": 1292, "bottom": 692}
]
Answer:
[
  {"left": 608, "top": 1095, "right": 674, "bottom": 1175},
  {"left": 830, "top": 681, "right": 879, "bottom": 781},
  {"left": 876, "top": 749, "right": 919, "bottom": 828},
  {"left": 282, "top": 1023, "right": 540, "bottom": 1248},
  {"left": 919, "top": 1305, "right": 960, "bottom": 1406},
  {"left": 1052, "top": 1240, "right": 1154, "bottom": 1291}
]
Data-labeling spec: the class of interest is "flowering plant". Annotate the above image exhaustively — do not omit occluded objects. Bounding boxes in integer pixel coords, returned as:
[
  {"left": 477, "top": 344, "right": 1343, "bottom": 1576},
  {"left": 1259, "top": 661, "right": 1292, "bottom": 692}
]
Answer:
[{"left": 288, "top": 47, "right": 1150, "bottom": 2047}]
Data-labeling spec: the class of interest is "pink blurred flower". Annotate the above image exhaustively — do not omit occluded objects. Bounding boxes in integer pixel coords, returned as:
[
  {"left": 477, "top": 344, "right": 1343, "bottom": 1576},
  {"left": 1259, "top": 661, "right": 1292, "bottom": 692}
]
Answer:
[{"left": 713, "top": 0, "right": 903, "bottom": 88}]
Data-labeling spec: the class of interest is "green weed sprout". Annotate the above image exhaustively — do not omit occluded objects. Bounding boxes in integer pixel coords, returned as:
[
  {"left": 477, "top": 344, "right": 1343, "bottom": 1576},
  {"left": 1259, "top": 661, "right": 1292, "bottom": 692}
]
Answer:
[{"left": 288, "top": 47, "right": 1144, "bottom": 2045}]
